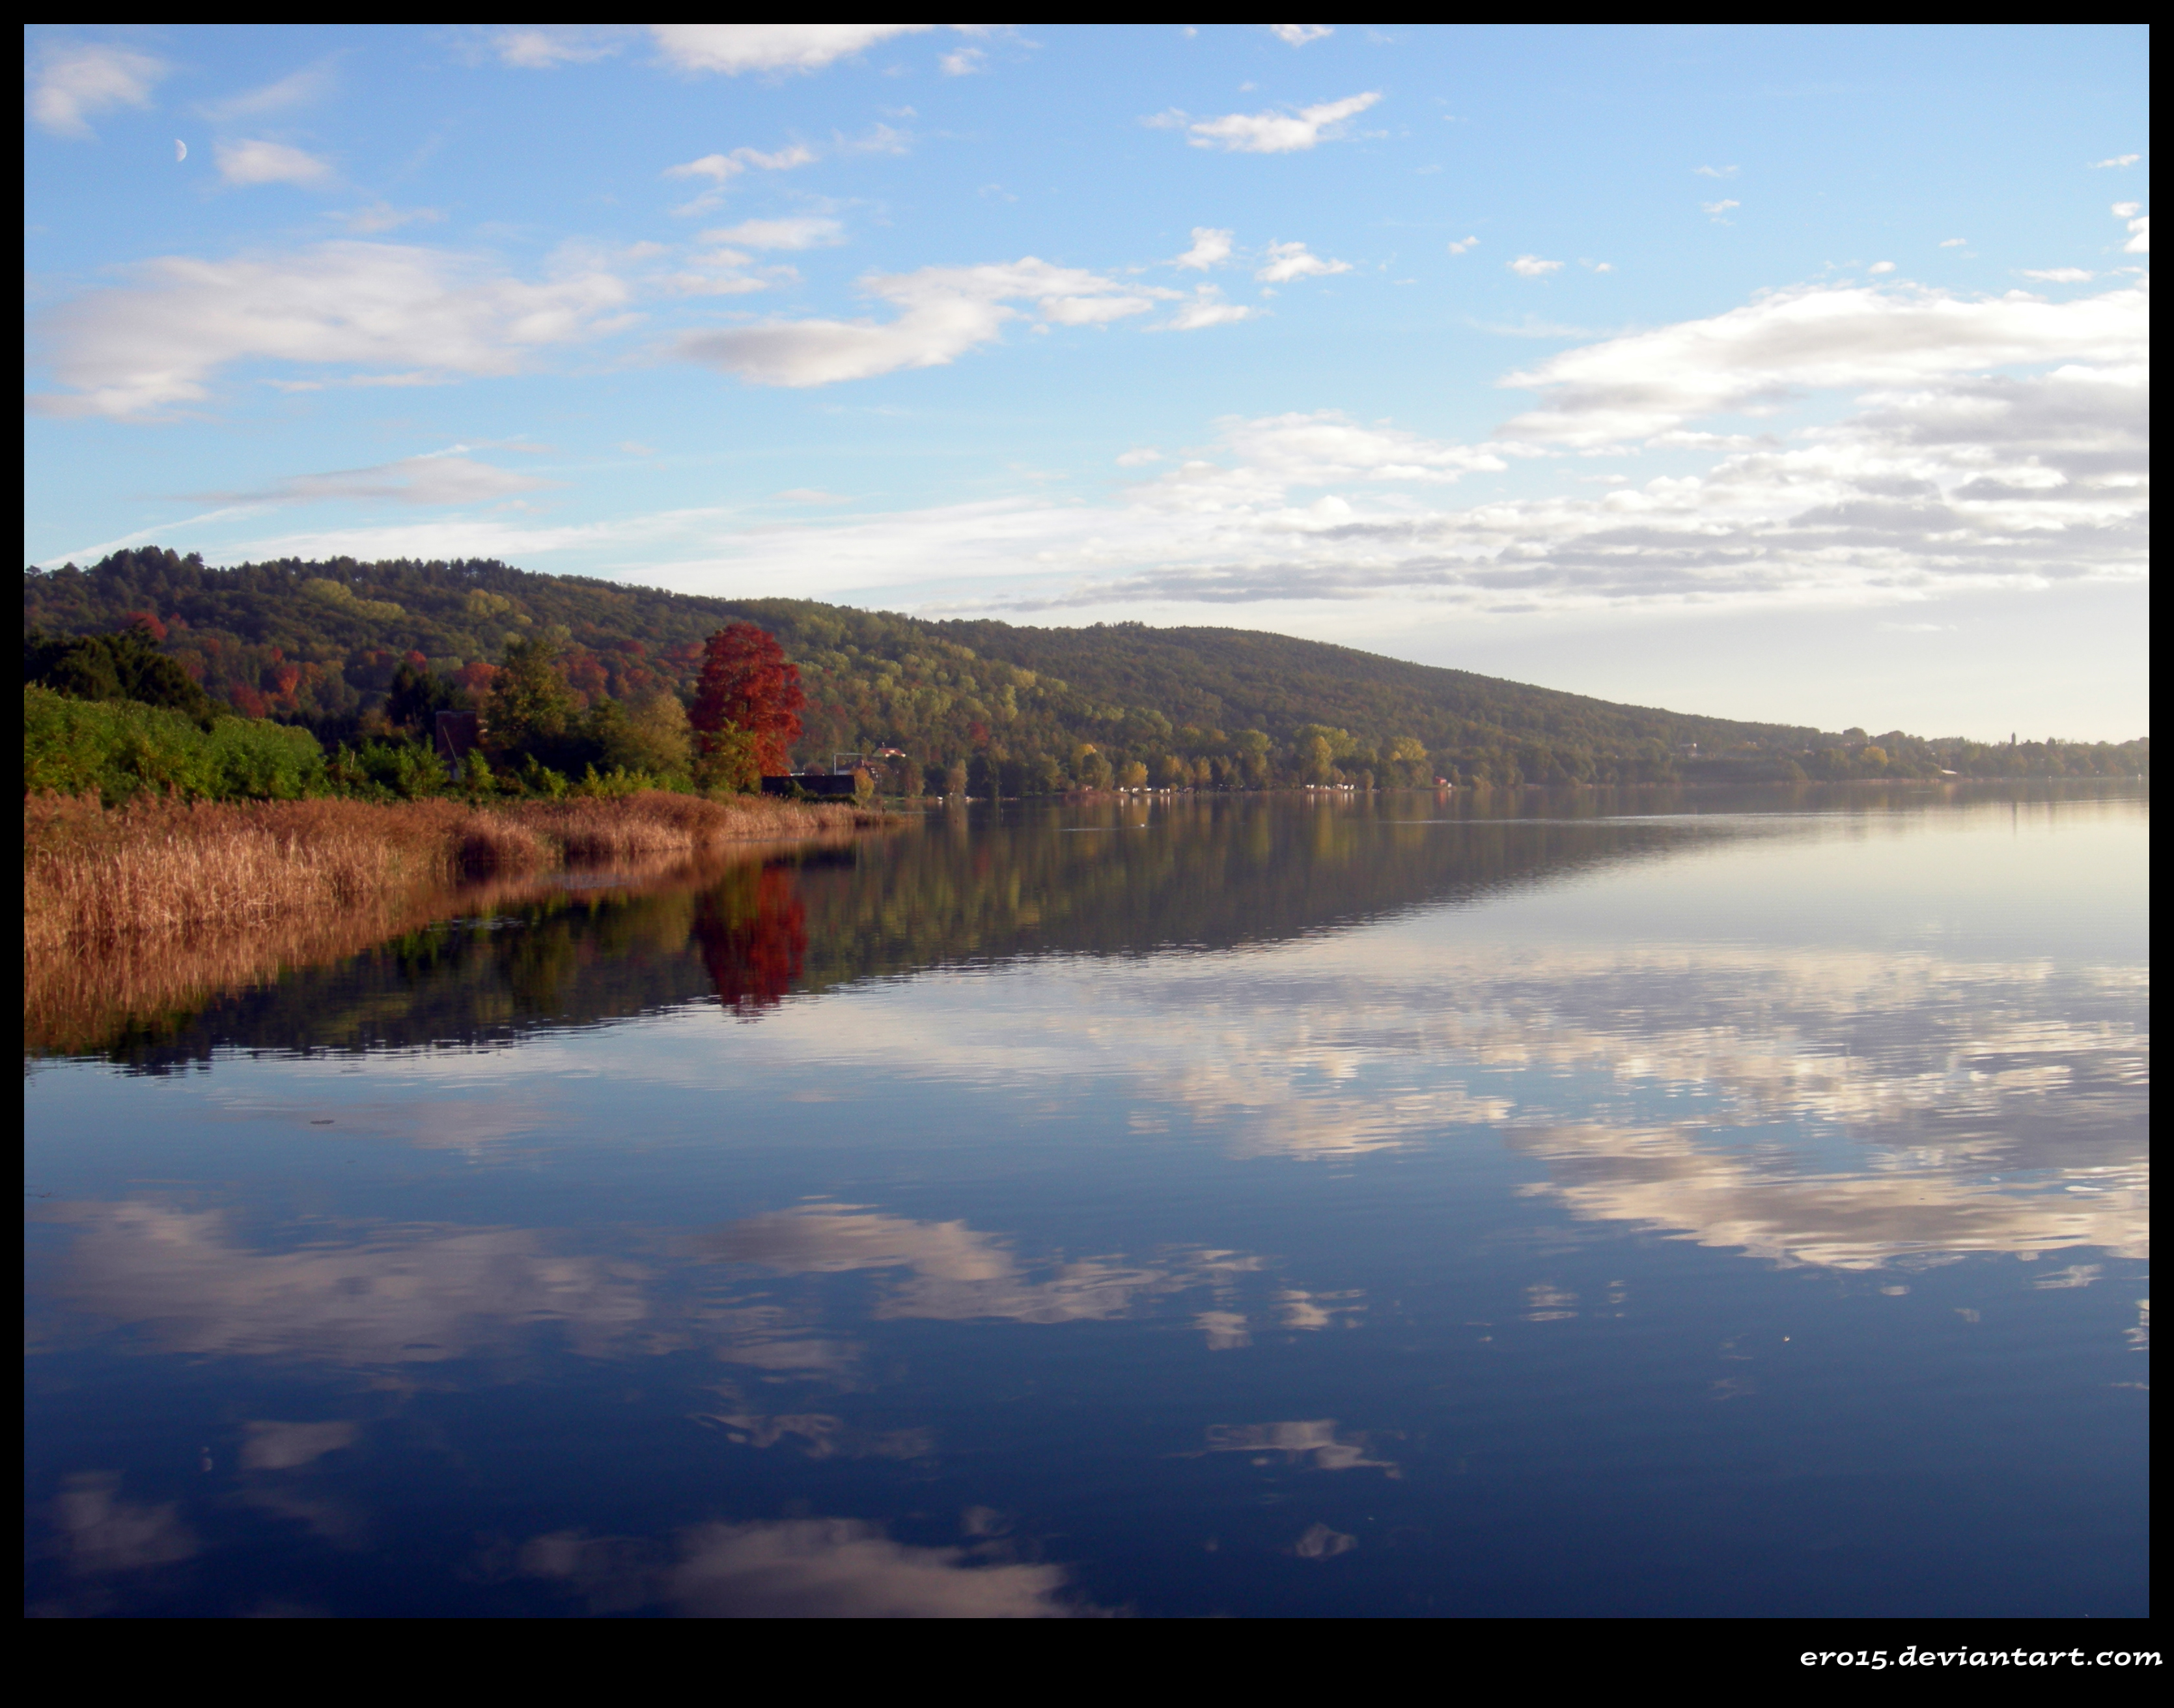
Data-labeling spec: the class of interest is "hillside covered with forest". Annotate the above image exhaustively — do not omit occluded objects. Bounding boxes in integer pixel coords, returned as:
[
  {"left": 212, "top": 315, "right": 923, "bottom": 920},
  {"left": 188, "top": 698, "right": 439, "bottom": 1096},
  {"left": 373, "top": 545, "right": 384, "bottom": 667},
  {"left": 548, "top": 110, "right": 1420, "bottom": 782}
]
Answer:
[{"left": 23, "top": 548, "right": 2146, "bottom": 792}]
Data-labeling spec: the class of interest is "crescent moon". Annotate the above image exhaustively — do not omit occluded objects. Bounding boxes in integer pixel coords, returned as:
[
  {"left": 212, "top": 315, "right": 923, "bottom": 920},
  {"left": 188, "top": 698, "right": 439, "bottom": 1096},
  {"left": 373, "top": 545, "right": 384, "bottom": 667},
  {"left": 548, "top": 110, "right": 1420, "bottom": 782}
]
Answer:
[{"left": 175, "top": 139, "right": 188, "bottom": 162}]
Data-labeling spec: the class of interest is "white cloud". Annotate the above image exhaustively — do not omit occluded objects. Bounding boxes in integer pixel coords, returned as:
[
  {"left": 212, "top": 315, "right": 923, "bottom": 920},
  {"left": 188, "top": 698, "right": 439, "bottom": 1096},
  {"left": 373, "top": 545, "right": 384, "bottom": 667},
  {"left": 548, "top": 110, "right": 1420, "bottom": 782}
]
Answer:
[
  {"left": 1702, "top": 198, "right": 1740, "bottom": 217},
  {"left": 1472, "top": 315, "right": 1610, "bottom": 339},
  {"left": 334, "top": 202, "right": 445, "bottom": 234},
  {"left": 1268, "top": 24, "right": 1333, "bottom": 44},
  {"left": 662, "top": 144, "right": 820, "bottom": 216},
  {"left": 27, "top": 42, "right": 166, "bottom": 138},
  {"left": 196, "top": 64, "right": 334, "bottom": 122},
  {"left": 1116, "top": 447, "right": 1163, "bottom": 466},
  {"left": 1255, "top": 240, "right": 1350, "bottom": 283},
  {"left": 1211, "top": 410, "right": 1505, "bottom": 485},
  {"left": 215, "top": 139, "right": 332, "bottom": 188},
  {"left": 836, "top": 122, "right": 914, "bottom": 157},
  {"left": 619, "top": 278, "right": 2143, "bottom": 622},
  {"left": 2020, "top": 268, "right": 2095, "bottom": 283},
  {"left": 1160, "top": 91, "right": 1381, "bottom": 154},
  {"left": 940, "top": 46, "right": 987, "bottom": 76},
  {"left": 1867, "top": 260, "right": 1896, "bottom": 275},
  {"left": 656, "top": 248, "right": 786, "bottom": 298},
  {"left": 647, "top": 25, "right": 932, "bottom": 75},
  {"left": 1508, "top": 255, "right": 1562, "bottom": 278},
  {"left": 490, "top": 27, "right": 622, "bottom": 68},
  {"left": 703, "top": 216, "right": 843, "bottom": 250},
  {"left": 2110, "top": 201, "right": 2140, "bottom": 217},
  {"left": 1160, "top": 288, "right": 1256, "bottom": 331},
  {"left": 1447, "top": 236, "right": 1479, "bottom": 256},
  {"left": 1940, "top": 237, "right": 1968, "bottom": 247},
  {"left": 167, "top": 268, "right": 2145, "bottom": 632},
  {"left": 664, "top": 144, "right": 817, "bottom": 184},
  {"left": 1499, "top": 277, "right": 2147, "bottom": 445},
  {"left": 1693, "top": 164, "right": 1738, "bottom": 178},
  {"left": 2118, "top": 208, "right": 2148, "bottom": 253},
  {"left": 29, "top": 240, "right": 635, "bottom": 417},
  {"left": 2091, "top": 154, "right": 2141, "bottom": 168},
  {"left": 200, "top": 451, "right": 553, "bottom": 508},
  {"left": 674, "top": 258, "right": 1169, "bottom": 386},
  {"left": 1175, "top": 227, "right": 1234, "bottom": 270}
]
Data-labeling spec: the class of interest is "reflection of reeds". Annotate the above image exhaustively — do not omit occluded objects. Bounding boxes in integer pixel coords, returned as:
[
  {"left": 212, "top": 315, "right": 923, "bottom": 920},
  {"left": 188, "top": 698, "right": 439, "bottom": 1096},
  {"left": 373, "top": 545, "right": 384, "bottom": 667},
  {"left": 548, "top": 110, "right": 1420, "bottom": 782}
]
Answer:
[{"left": 23, "top": 792, "right": 878, "bottom": 1056}]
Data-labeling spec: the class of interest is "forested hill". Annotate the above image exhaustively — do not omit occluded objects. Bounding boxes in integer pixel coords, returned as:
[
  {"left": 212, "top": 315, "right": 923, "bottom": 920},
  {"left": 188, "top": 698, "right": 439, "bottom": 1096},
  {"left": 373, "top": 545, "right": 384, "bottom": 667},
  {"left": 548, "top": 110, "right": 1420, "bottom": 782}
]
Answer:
[{"left": 22, "top": 548, "right": 2143, "bottom": 788}]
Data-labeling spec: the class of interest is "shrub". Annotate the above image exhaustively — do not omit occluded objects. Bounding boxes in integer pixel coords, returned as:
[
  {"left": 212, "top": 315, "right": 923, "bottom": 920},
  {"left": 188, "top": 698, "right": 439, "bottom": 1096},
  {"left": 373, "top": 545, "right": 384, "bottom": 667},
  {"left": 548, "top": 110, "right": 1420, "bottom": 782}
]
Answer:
[
  {"left": 331, "top": 736, "right": 449, "bottom": 801},
  {"left": 23, "top": 686, "right": 326, "bottom": 805}
]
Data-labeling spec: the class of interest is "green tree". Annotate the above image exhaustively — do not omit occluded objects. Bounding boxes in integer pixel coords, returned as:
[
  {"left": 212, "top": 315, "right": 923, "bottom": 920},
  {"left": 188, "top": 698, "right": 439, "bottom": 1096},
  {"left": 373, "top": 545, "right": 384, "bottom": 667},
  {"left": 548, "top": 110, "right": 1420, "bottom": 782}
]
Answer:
[
  {"left": 694, "top": 723, "right": 761, "bottom": 795},
  {"left": 599, "top": 691, "right": 693, "bottom": 779},
  {"left": 487, "top": 636, "right": 576, "bottom": 764},
  {"left": 385, "top": 660, "right": 460, "bottom": 734},
  {"left": 1387, "top": 735, "right": 1430, "bottom": 787},
  {"left": 1296, "top": 732, "right": 1336, "bottom": 785},
  {"left": 24, "top": 624, "right": 217, "bottom": 727}
]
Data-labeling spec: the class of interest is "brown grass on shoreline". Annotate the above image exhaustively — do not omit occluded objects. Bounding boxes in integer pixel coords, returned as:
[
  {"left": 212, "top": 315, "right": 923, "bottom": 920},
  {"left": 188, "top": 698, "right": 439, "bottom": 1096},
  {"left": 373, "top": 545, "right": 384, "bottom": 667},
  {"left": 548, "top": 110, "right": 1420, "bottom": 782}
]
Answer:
[{"left": 23, "top": 791, "right": 885, "bottom": 1054}]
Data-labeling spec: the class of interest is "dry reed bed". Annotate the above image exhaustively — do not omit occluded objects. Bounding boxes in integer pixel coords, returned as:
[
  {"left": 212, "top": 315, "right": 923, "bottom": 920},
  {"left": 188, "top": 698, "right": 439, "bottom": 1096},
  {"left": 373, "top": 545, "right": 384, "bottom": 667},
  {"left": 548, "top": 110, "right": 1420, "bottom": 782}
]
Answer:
[
  {"left": 25, "top": 791, "right": 874, "bottom": 954},
  {"left": 23, "top": 791, "right": 882, "bottom": 1053}
]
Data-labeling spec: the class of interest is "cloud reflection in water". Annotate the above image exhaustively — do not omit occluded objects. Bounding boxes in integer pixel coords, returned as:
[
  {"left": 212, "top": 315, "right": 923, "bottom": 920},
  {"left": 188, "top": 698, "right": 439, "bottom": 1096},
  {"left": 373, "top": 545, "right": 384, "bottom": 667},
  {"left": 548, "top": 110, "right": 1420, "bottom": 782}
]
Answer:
[
  {"left": 718, "top": 931, "right": 2146, "bottom": 1272},
  {"left": 518, "top": 1517, "right": 1092, "bottom": 1618}
]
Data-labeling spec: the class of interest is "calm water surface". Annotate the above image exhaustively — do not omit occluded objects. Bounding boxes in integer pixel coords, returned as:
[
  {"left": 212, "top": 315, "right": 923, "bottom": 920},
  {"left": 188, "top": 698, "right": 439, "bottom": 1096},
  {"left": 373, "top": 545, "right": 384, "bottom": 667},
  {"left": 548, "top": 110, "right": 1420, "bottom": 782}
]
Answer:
[{"left": 24, "top": 785, "right": 2149, "bottom": 1617}]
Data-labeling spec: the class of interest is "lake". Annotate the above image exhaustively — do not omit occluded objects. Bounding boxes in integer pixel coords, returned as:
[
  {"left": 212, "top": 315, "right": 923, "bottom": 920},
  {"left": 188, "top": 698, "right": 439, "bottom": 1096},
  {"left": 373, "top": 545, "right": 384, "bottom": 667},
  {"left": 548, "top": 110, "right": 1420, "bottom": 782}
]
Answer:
[{"left": 23, "top": 783, "right": 2149, "bottom": 1618}]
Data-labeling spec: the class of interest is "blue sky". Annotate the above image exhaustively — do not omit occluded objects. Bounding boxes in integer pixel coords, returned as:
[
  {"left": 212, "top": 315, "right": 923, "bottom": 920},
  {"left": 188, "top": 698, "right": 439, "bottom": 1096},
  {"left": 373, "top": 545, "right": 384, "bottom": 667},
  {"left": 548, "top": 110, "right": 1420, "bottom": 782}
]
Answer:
[{"left": 24, "top": 25, "right": 2149, "bottom": 738}]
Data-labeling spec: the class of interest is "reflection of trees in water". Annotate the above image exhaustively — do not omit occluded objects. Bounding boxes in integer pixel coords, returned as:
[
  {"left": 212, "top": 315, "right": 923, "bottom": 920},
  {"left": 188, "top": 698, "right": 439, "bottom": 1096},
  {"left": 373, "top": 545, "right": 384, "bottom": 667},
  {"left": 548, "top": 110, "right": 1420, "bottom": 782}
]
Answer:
[
  {"left": 693, "top": 867, "right": 807, "bottom": 1018},
  {"left": 785, "top": 796, "right": 1686, "bottom": 990},
  {"left": 61, "top": 787, "right": 2141, "bottom": 1070},
  {"left": 48, "top": 800, "right": 1739, "bottom": 1068}
]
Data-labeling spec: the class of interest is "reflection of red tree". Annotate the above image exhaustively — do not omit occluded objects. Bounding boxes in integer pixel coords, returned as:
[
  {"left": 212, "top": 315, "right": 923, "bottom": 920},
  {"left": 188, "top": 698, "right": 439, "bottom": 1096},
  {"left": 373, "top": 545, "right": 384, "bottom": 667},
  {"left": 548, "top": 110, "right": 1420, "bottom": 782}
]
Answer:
[{"left": 693, "top": 866, "right": 807, "bottom": 1018}]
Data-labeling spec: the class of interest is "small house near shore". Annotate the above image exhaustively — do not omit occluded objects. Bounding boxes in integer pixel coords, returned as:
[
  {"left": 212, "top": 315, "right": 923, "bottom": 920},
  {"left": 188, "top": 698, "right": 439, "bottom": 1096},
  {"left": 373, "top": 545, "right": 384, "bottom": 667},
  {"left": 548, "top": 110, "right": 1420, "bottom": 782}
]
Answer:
[{"left": 761, "top": 772, "right": 865, "bottom": 798}]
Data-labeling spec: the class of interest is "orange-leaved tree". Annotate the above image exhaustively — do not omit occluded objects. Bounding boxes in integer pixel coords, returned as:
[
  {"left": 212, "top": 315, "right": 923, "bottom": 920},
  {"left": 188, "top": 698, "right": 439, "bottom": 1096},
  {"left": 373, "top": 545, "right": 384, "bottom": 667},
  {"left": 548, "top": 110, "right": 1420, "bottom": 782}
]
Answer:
[{"left": 690, "top": 622, "right": 805, "bottom": 789}]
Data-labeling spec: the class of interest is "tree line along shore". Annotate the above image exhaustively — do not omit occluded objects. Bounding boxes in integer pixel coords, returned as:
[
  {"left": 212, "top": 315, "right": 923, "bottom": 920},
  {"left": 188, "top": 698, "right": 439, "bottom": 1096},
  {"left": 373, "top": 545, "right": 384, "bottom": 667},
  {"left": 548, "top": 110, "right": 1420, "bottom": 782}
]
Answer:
[{"left": 27, "top": 549, "right": 2147, "bottom": 802}]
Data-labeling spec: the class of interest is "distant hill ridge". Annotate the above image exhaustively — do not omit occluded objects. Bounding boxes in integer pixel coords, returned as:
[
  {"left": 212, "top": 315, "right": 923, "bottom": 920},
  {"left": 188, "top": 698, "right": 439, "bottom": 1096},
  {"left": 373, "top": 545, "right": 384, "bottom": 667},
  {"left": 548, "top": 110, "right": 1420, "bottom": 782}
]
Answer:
[{"left": 22, "top": 548, "right": 2143, "bottom": 787}]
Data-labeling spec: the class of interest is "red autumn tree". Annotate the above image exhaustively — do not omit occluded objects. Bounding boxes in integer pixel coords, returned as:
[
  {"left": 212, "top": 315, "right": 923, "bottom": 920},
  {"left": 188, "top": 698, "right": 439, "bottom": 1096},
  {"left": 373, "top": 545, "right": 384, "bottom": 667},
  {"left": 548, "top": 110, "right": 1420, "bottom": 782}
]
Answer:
[{"left": 690, "top": 622, "right": 805, "bottom": 779}]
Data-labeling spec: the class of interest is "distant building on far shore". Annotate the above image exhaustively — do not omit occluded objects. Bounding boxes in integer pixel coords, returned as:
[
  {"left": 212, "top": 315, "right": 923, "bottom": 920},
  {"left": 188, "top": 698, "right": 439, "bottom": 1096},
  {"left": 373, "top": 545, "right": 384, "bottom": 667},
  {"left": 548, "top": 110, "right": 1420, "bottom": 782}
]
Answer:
[{"left": 436, "top": 710, "right": 481, "bottom": 773}]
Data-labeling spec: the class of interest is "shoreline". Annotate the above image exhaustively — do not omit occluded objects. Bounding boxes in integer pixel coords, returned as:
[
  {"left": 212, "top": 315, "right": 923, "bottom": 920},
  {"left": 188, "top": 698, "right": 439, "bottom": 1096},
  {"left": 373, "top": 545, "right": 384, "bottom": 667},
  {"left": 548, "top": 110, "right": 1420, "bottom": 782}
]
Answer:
[
  {"left": 23, "top": 791, "right": 889, "bottom": 1054},
  {"left": 880, "top": 774, "right": 2148, "bottom": 805}
]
